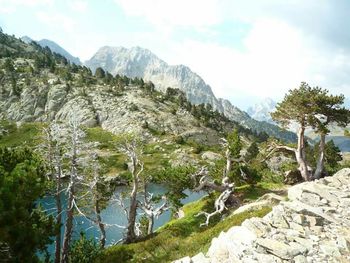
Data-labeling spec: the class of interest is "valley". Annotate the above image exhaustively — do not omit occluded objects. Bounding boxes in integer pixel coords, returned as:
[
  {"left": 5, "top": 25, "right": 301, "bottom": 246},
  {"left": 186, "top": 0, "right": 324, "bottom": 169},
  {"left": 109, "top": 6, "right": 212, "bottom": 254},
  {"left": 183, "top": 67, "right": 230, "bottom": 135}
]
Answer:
[{"left": 0, "top": 24, "right": 350, "bottom": 263}]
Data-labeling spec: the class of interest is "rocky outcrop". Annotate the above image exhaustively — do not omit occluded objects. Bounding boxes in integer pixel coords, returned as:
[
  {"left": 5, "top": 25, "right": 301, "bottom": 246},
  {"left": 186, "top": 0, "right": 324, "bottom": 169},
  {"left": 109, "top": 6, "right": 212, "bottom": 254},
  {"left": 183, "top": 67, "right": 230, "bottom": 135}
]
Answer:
[
  {"left": 85, "top": 46, "right": 296, "bottom": 142},
  {"left": 0, "top": 72, "right": 230, "bottom": 144},
  {"left": 175, "top": 168, "right": 350, "bottom": 262}
]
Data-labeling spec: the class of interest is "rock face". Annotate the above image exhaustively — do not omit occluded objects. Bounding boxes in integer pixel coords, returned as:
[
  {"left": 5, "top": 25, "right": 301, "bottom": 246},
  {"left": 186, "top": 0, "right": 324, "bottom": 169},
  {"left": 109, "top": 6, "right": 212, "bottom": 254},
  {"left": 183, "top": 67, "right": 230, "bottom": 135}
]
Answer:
[
  {"left": 175, "top": 168, "right": 350, "bottom": 263},
  {"left": 0, "top": 62, "right": 230, "bottom": 145},
  {"left": 85, "top": 46, "right": 216, "bottom": 106},
  {"left": 85, "top": 46, "right": 296, "bottom": 142}
]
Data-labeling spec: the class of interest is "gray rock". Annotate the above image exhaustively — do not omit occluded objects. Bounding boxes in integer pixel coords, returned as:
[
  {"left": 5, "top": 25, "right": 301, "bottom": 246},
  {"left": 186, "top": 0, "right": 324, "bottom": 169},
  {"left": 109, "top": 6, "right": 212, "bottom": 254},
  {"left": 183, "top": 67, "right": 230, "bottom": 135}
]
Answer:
[
  {"left": 175, "top": 169, "right": 350, "bottom": 263},
  {"left": 254, "top": 252, "right": 283, "bottom": 263},
  {"left": 242, "top": 218, "right": 272, "bottom": 238},
  {"left": 201, "top": 151, "right": 222, "bottom": 161},
  {"left": 255, "top": 238, "right": 303, "bottom": 260},
  {"left": 293, "top": 255, "right": 307, "bottom": 263},
  {"left": 233, "top": 200, "right": 271, "bottom": 215}
]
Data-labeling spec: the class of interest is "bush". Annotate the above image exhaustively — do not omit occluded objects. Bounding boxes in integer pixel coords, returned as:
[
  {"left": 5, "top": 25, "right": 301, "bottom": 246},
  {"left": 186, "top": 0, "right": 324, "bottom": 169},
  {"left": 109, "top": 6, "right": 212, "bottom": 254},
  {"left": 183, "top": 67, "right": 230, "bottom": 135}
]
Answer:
[
  {"left": 95, "top": 245, "right": 134, "bottom": 263},
  {"left": 69, "top": 233, "right": 101, "bottom": 263},
  {"left": 174, "top": 135, "right": 185, "bottom": 144},
  {"left": 129, "top": 104, "right": 139, "bottom": 111}
]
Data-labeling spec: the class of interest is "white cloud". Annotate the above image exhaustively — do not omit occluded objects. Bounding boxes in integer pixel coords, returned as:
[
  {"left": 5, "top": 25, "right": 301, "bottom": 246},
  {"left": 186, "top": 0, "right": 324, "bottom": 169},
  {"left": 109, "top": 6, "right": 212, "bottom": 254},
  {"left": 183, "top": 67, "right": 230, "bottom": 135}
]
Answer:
[
  {"left": 0, "top": 0, "right": 54, "bottom": 13},
  {"left": 115, "top": 0, "right": 221, "bottom": 30},
  {"left": 112, "top": 0, "right": 350, "bottom": 107},
  {"left": 165, "top": 17, "right": 350, "bottom": 107},
  {"left": 36, "top": 11, "right": 76, "bottom": 33},
  {"left": 69, "top": 0, "right": 88, "bottom": 13}
]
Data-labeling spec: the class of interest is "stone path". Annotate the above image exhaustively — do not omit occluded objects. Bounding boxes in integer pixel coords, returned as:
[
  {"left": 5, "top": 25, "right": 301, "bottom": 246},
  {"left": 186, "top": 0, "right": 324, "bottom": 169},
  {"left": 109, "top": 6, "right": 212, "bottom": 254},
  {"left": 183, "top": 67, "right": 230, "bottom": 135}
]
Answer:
[{"left": 175, "top": 168, "right": 350, "bottom": 263}]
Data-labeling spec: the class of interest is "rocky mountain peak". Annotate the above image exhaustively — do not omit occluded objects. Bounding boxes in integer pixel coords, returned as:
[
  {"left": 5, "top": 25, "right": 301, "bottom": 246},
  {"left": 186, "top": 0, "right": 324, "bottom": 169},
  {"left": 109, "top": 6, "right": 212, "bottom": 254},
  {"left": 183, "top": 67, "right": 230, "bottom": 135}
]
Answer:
[
  {"left": 85, "top": 46, "right": 296, "bottom": 141},
  {"left": 247, "top": 98, "right": 277, "bottom": 124}
]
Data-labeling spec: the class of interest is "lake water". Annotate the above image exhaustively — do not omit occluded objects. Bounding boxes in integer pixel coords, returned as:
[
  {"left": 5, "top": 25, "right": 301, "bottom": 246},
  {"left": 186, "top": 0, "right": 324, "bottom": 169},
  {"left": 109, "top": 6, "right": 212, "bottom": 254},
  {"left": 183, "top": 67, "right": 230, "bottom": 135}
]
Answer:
[{"left": 40, "top": 184, "right": 206, "bottom": 254}]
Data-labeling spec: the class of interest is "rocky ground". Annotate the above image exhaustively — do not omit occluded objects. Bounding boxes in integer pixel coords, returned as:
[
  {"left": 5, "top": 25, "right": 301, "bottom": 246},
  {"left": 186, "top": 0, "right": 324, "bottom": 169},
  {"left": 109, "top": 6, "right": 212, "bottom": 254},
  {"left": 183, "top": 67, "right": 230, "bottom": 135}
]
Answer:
[{"left": 175, "top": 168, "right": 350, "bottom": 263}]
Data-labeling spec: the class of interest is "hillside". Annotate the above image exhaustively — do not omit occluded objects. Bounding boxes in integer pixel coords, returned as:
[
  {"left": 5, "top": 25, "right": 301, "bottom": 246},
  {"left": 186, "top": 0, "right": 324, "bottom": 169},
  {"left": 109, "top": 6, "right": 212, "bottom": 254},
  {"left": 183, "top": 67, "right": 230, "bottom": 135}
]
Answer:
[
  {"left": 21, "top": 35, "right": 81, "bottom": 65},
  {"left": 0, "top": 31, "right": 266, "bottom": 149},
  {"left": 85, "top": 46, "right": 296, "bottom": 142}
]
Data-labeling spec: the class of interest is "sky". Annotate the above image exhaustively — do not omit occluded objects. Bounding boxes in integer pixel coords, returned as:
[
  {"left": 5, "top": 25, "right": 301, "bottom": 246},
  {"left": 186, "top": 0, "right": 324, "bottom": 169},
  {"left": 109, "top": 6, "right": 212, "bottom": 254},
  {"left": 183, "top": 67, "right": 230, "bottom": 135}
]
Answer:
[{"left": 1, "top": 0, "right": 350, "bottom": 110}]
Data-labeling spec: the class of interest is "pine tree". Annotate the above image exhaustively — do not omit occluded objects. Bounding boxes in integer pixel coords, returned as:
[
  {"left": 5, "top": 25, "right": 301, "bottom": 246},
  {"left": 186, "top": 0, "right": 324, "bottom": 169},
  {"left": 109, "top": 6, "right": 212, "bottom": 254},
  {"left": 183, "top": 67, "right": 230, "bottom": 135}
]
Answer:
[
  {"left": 95, "top": 67, "right": 105, "bottom": 79},
  {"left": 310, "top": 90, "right": 349, "bottom": 178},
  {"left": 0, "top": 147, "right": 56, "bottom": 262},
  {"left": 271, "top": 82, "right": 318, "bottom": 181}
]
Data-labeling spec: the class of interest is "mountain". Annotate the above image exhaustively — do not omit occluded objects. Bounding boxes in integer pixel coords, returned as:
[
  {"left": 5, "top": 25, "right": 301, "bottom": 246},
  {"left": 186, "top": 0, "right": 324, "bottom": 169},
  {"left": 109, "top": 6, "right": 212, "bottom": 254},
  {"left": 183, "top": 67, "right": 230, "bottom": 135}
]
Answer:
[
  {"left": 85, "top": 46, "right": 217, "bottom": 106},
  {"left": 20, "top": 36, "right": 33, "bottom": 44},
  {"left": 85, "top": 46, "right": 296, "bottom": 142},
  {"left": 21, "top": 36, "right": 81, "bottom": 65},
  {"left": 326, "top": 136, "right": 350, "bottom": 152},
  {"left": 247, "top": 98, "right": 276, "bottom": 124},
  {"left": 0, "top": 31, "right": 255, "bottom": 149}
]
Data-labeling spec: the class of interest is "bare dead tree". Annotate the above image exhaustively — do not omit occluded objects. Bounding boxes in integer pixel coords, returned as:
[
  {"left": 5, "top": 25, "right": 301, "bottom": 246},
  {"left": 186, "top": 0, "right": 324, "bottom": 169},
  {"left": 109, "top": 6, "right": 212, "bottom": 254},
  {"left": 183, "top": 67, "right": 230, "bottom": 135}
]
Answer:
[
  {"left": 196, "top": 188, "right": 233, "bottom": 227},
  {"left": 119, "top": 138, "right": 144, "bottom": 243},
  {"left": 40, "top": 123, "right": 65, "bottom": 263},
  {"left": 61, "top": 115, "right": 83, "bottom": 263},
  {"left": 88, "top": 153, "right": 107, "bottom": 248},
  {"left": 139, "top": 180, "right": 169, "bottom": 235},
  {"left": 194, "top": 137, "right": 241, "bottom": 226}
]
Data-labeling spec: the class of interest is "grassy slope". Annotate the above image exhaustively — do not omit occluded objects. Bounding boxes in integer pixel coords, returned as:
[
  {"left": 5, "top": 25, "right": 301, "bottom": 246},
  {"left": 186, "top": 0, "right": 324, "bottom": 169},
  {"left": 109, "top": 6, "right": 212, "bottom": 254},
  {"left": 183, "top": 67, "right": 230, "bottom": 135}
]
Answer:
[
  {"left": 0, "top": 122, "right": 45, "bottom": 148},
  {"left": 96, "top": 182, "right": 283, "bottom": 263},
  {"left": 0, "top": 123, "right": 207, "bottom": 175}
]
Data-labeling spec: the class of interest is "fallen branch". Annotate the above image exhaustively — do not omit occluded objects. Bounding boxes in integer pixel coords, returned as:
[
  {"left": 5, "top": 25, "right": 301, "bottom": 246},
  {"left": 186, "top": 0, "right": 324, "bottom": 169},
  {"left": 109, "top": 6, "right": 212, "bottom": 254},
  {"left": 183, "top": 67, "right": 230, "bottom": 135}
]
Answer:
[{"left": 195, "top": 188, "right": 233, "bottom": 227}]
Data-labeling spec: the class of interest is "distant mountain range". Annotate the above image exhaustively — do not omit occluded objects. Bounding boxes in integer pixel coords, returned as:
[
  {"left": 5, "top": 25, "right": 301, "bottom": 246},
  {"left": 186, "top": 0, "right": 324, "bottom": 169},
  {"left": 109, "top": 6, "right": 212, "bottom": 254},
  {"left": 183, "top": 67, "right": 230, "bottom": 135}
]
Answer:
[
  {"left": 247, "top": 98, "right": 276, "bottom": 124},
  {"left": 21, "top": 36, "right": 81, "bottom": 65},
  {"left": 85, "top": 46, "right": 296, "bottom": 141}
]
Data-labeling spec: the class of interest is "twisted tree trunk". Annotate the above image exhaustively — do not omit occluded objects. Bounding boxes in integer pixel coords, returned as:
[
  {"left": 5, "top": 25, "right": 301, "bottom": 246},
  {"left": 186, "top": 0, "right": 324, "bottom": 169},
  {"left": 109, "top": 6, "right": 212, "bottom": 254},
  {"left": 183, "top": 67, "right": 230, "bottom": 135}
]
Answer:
[
  {"left": 125, "top": 180, "right": 138, "bottom": 243},
  {"left": 95, "top": 199, "right": 106, "bottom": 248},
  {"left": 61, "top": 183, "right": 74, "bottom": 263},
  {"left": 54, "top": 164, "right": 62, "bottom": 263},
  {"left": 314, "top": 133, "right": 326, "bottom": 179},
  {"left": 295, "top": 125, "right": 311, "bottom": 181},
  {"left": 124, "top": 151, "right": 142, "bottom": 244}
]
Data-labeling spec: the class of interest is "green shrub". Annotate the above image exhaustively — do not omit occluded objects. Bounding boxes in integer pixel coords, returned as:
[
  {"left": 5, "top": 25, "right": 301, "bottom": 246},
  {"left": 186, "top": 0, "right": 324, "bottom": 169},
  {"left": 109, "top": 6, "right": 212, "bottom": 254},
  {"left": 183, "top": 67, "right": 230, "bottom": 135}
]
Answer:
[
  {"left": 174, "top": 135, "right": 185, "bottom": 144},
  {"left": 129, "top": 104, "right": 139, "bottom": 111},
  {"left": 95, "top": 245, "right": 134, "bottom": 263},
  {"left": 69, "top": 233, "right": 101, "bottom": 263}
]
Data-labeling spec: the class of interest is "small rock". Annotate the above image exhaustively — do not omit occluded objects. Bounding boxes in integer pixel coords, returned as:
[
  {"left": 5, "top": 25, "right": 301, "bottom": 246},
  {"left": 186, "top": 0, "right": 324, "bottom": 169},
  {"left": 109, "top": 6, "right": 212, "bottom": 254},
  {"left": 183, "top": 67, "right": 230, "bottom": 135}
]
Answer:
[
  {"left": 201, "top": 151, "right": 222, "bottom": 161},
  {"left": 173, "top": 256, "right": 191, "bottom": 263},
  {"left": 255, "top": 238, "right": 303, "bottom": 260},
  {"left": 319, "top": 241, "right": 341, "bottom": 257},
  {"left": 294, "top": 255, "right": 307, "bottom": 263},
  {"left": 191, "top": 253, "right": 210, "bottom": 263}
]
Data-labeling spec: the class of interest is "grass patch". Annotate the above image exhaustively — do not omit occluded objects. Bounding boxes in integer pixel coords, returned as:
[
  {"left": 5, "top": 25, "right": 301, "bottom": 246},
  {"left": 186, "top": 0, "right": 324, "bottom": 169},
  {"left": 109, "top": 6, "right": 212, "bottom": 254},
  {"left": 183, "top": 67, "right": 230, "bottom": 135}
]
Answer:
[
  {"left": 96, "top": 195, "right": 271, "bottom": 263},
  {"left": 236, "top": 181, "right": 285, "bottom": 202},
  {"left": 85, "top": 127, "right": 117, "bottom": 149},
  {"left": 0, "top": 122, "right": 44, "bottom": 148}
]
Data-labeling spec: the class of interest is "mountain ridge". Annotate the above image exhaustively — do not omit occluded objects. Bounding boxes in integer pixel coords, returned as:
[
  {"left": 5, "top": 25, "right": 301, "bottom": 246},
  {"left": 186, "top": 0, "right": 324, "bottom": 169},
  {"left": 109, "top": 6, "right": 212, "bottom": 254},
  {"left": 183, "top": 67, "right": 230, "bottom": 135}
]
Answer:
[
  {"left": 20, "top": 36, "right": 81, "bottom": 65},
  {"left": 85, "top": 46, "right": 296, "bottom": 142},
  {"left": 247, "top": 98, "right": 276, "bottom": 124}
]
